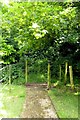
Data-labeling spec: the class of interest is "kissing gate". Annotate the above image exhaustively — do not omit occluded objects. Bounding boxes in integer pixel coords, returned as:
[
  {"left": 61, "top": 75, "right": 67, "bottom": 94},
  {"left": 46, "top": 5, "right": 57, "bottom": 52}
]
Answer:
[{"left": 25, "top": 59, "right": 51, "bottom": 89}]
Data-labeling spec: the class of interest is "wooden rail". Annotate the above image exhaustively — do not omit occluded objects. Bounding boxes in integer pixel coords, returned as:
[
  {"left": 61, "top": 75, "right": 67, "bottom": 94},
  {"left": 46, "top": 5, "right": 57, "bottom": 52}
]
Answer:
[{"left": 0, "top": 65, "right": 8, "bottom": 83}]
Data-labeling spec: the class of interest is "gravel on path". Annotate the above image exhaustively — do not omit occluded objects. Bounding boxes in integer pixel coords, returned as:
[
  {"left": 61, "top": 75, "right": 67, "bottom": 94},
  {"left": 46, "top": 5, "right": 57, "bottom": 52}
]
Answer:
[{"left": 21, "top": 84, "right": 59, "bottom": 119}]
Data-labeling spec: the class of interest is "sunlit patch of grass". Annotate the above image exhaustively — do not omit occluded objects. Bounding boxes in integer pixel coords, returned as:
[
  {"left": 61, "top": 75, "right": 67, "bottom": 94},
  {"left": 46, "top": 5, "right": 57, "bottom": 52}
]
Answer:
[
  {"left": 28, "top": 73, "right": 47, "bottom": 83},
  {"left": 48, "top": 87, "right": 78, "bottom": 119},
  {"left": 0, "top": 84, "right": 26, "bottom": 118}
]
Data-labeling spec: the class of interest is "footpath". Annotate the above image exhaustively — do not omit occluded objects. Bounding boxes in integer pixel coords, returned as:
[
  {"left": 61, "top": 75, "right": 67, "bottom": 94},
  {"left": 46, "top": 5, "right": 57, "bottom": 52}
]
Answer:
[{"left": 21, "top": 84, "right": 59, "bottom": 119}]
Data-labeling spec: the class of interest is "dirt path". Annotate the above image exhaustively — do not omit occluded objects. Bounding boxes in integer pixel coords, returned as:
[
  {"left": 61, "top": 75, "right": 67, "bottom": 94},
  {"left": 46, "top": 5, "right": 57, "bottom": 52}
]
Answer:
[{"left": 21, "top": 84, "right": 59, "bottom": 119}]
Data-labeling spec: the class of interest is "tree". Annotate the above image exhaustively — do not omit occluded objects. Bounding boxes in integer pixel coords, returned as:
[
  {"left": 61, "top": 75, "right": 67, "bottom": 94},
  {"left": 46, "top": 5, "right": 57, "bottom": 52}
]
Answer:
[{"left": 1, "top": 2, "right": 79, "bottom": 76}]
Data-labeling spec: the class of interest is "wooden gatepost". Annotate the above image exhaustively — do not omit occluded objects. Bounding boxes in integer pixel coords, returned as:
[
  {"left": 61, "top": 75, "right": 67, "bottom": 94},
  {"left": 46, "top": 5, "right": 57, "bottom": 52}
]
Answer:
[{"left": 47, "top": 61, "right": 51, "bottom": 89}]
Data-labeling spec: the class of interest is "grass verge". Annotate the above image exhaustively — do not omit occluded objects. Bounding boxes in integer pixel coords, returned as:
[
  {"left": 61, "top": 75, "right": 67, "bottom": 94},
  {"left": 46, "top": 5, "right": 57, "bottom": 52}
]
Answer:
[
  {"left": 48, "top": 86, "right": 78, "bottom": 119},
  {"left": 0, "top": 84, "right": 26, "bottom": 118}
]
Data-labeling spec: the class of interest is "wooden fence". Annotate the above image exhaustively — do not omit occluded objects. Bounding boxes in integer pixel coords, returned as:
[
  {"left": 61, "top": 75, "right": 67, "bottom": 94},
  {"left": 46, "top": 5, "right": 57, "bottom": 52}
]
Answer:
[{"left": 0, "top": 65, "right": 8, "bottom": 83}]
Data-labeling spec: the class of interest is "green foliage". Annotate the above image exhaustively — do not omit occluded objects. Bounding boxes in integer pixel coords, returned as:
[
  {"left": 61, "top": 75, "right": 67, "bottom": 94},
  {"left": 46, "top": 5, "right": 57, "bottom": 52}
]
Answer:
[
  {"left": 1, "top": 2, "right": 79, "bottom": 60},
  {"left": 28, "top": 73, "right": 47, "bottom": 83},
  {"left": 1, "top": 2, "right": 80, "bottom": 83},
  {"left": 0, "top": 62, "right": 25, "bottom": 85},
  {"left": 11, "top": 63, "right": 24, "bottom": 79},
  {"left": 27, "top": 59, "right": 47, "bottom": 83}
]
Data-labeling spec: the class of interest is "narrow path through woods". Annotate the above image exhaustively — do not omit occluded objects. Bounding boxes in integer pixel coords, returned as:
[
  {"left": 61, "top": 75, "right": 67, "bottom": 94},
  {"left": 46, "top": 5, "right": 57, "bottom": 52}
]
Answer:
[{"left": 21, "top": 84, "right": 59, "bottom": 119}]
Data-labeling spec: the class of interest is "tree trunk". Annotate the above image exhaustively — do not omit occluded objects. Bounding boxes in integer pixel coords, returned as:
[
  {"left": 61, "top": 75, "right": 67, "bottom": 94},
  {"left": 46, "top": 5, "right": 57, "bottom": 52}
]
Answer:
[{"left": 69, "top": 66, "right": 74, "bottom": 90}]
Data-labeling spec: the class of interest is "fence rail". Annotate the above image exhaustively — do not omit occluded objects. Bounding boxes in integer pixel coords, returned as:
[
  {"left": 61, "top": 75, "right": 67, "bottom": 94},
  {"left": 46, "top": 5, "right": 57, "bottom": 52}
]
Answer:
[
  {"left": 0, "top": 65, "right": 8, "bottom": 83},
  {"left": 0, "top": 62, "right": 25, "bottom": 84}
]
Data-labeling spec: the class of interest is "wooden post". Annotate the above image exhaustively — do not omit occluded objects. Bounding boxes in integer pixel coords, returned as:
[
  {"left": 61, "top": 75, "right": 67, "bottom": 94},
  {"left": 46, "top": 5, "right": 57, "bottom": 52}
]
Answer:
[
  {"left": 25, "top": 60, "right": 28, "bottom": 83},
  {"left": 9, "top": 64, "right": 11, "bottom": 85},
  {"left": 59, "top": 64, "right": 61, "bottom": 81},
  {"left": 9, "top": 64, "right": 11, "bottom": 92},
  {"left": 69, "top": 66, "right": 74, "bottom": 90},
  {"left": 64, "top": 61, "right": 68, "bottom": 84},
  {"left": 47, "top": 62, "right": 51, "bottom": 89}
]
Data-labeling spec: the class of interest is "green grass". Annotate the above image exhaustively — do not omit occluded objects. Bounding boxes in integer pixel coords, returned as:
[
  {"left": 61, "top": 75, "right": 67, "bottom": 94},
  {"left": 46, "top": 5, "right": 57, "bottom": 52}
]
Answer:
[
  {"left": 0, "top": 84, "right": 26, "bottom": 118},
  {"left": 48, "top": 86, "right": 78, "bottom": 119},
  {"left": 28, "top": 73, "right": 47, "bottom": 83}
]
